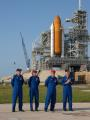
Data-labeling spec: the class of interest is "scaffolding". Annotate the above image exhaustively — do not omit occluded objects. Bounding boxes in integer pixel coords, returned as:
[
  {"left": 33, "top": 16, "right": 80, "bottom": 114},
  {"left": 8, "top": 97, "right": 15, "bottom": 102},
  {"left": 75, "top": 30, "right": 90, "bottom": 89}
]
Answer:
[
  {"left": 31, "top": 6, "right": 90, "bottom": 71},
  {"left": 64, "top": 10, "right": 89, "bottom": 59},
  {"left": 32, "top": 31, "right": 51, "bottom": 70}
]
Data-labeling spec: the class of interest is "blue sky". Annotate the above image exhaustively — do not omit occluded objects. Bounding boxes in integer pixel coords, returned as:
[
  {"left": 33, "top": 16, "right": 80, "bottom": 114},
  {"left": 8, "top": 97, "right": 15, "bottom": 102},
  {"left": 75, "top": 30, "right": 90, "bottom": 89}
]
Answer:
[{"left": 0, "top": 0, "right": 90, "bottom": 77}]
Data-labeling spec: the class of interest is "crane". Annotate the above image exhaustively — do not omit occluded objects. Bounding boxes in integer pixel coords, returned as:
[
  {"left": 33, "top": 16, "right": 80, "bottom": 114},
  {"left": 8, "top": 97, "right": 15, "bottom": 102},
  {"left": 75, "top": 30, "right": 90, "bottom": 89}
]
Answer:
[{"left": 20, "top": 32, "right": 30, "bottom": 70}]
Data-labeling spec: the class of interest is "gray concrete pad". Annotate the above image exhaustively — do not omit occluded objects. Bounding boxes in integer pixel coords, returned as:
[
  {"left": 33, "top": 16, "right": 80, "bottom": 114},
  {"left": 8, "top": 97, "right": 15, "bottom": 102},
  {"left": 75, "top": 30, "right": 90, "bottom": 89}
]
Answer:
[{"left": 0, "top": 103, "right": 90, "bottom": 120}]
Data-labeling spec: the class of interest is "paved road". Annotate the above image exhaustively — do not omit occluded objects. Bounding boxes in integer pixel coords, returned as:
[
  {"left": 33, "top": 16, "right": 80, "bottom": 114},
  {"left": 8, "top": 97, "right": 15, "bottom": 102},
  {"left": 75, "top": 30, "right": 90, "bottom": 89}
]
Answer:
[{"left": 0, "top": 103, "right": 90, "bottom": 120}]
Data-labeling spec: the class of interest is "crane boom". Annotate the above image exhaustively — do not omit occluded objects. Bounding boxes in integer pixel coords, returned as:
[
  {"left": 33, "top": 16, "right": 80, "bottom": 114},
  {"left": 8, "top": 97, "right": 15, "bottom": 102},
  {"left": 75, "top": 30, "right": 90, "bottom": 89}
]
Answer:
[{"left": 20, "top": 32, "right": 30, "bottom": 70}]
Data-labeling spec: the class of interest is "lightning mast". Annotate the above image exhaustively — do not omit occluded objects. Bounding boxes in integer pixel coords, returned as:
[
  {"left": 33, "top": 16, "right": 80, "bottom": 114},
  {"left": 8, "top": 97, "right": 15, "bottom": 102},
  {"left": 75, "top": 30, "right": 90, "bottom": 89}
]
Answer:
[{"left": 79, "top": 0, "right": 82, "bottom": 10}]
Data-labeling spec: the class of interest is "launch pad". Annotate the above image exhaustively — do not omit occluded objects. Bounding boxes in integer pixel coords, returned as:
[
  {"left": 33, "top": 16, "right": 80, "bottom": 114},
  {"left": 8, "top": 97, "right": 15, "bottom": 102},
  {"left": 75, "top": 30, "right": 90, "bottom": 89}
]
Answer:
[{"left": 31, "top": 0, "right": 90, "bottom": 72}]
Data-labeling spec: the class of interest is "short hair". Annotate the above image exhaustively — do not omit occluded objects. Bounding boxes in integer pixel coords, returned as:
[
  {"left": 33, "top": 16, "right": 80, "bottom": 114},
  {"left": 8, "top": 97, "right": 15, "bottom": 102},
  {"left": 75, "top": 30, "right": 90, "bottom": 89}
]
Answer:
[
  {"left": 32, "top": 70, "right": 37, "bottom": 73},
  {"left": 16, "top": 68, "right": 22, "bottom": 72},
  {"left": 51, "top": 70, "right": 56, "bottom": 73},
  {"left": 65, "top": 69, "right": 69, "bottom": 72}
]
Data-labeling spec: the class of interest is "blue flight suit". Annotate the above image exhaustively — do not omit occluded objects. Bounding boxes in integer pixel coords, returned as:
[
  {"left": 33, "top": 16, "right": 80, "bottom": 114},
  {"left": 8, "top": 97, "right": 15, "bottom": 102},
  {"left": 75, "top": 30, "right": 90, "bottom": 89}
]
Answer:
[
  {"left": 45, "top": 76, "right": 58, "bottom": 111},
  {"left": 62, "top": 75, "right": 73, "bottom": 111},
  {"left": 11, "top": 75, "right": 24, "bottom": 111},
  {"left": 28, "top": 76, "right": 40, "bottom": 110}
]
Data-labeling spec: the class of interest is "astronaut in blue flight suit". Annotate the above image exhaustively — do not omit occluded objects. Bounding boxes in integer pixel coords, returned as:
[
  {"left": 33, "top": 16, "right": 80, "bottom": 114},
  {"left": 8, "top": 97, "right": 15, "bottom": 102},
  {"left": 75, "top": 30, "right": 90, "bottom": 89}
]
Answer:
[
  {"left": 11, "top": 69, "right": 24, "bottom": 112},
  {"left": 62, "top": 69, "right": 73, "bottom": 111},
  {"left": 44, "top": 70, "right": 58, "bottom": 112},
  {"left": 28, "top": 70, "right": 40, "bottom": 111}
]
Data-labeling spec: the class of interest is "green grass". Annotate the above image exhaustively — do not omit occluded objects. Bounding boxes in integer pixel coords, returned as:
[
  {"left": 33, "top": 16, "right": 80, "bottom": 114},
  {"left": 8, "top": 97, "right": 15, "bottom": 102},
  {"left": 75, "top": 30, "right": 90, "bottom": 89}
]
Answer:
[{"left": 0, "top": 84, "right": 90, "bottom": 104}]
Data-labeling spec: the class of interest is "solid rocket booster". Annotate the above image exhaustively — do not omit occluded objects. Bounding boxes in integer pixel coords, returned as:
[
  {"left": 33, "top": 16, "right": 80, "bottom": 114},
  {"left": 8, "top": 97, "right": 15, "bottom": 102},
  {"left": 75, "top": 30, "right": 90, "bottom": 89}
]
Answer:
[
  {"left": 50, "top": 23, "right": 54, "bottom": 57},
  {"left": 54, "top": 16, "right": 62, "bottom": 56}
]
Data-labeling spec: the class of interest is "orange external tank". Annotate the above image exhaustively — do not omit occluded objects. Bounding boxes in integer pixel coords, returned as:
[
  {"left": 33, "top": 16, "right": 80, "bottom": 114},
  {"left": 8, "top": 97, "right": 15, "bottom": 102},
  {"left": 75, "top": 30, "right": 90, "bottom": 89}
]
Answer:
[{"left": 53, "top": 16, "right": 62, "bottom": 55}]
